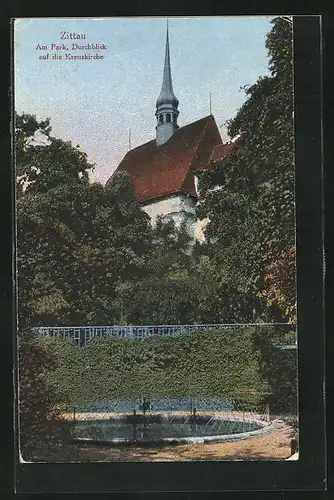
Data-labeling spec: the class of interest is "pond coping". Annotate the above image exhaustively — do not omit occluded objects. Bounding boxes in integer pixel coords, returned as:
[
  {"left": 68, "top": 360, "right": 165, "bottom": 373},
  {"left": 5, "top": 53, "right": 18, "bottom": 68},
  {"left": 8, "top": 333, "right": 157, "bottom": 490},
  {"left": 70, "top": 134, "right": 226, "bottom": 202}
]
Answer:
[{"left": 71, "top": 414, "right": 273, "bottom": 447}]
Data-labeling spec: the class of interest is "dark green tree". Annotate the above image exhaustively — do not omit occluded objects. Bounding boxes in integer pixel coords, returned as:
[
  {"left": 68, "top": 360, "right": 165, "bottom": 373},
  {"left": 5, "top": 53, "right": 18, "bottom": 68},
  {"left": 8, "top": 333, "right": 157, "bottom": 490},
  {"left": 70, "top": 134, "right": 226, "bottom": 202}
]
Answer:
[
  {"left": 113, "top": 218, "right": 197, "bottom": 324},
  {"left": 198, "top": 17, "right": 295, "bottom": 321},
  {"left": 114, "top": 217, "right": 254, "bottom": 325},
  {"left": 16, "top": 114, "right": 151, "bottom": 328},
  {"left": 18, "top": 334, "right": 71, "bottom": 460}
]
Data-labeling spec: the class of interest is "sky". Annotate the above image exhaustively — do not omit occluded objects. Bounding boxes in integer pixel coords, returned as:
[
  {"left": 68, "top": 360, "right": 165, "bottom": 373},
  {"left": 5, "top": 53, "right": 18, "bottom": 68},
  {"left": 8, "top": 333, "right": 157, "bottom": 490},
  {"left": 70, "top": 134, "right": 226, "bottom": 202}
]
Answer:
[{"left": 14, "top": 16, "right": 275, "bottom": 184}]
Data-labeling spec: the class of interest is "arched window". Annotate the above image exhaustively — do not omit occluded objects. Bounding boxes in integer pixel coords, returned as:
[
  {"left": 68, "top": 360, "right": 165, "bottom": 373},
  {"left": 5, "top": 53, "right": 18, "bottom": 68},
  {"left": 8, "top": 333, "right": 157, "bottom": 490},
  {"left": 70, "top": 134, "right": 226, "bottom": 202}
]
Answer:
[
  {"left": 159, "top": 114, "right": 163, "bottom": 124},
  {"left": 166, "top": 113, "right": 171, "bottom": 123}
]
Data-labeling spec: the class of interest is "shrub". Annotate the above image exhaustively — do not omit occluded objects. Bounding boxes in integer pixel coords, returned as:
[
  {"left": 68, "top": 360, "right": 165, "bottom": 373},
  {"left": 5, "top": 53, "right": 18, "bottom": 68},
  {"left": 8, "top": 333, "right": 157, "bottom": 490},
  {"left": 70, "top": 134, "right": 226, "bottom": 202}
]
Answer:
[
  {"left": 252, "top": 325, "right": 298, "bottom": 414},
  {"left": 18, "top": 334, "right": 71, "bottom": 459}
]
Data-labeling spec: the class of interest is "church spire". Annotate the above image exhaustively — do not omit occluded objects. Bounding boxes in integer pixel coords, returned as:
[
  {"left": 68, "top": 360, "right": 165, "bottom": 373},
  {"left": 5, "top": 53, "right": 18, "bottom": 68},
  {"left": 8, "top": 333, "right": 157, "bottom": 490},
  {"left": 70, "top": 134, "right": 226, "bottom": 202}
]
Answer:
[{"left": 155, "top": 20, "right": 179, "bottom": 146}]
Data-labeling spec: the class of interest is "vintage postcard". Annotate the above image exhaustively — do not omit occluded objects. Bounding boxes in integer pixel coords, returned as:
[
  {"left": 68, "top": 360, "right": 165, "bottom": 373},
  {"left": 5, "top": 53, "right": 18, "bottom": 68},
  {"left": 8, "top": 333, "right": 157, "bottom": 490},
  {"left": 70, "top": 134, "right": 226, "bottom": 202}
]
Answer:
[{"left": 14, "top": 16, "right": 300, "bottom": 469}]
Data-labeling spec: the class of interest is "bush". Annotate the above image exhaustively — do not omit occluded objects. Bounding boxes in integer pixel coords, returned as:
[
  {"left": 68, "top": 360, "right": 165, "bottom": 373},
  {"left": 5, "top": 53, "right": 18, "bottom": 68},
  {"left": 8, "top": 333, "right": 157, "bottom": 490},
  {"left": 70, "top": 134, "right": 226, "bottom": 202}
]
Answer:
[
  {"left": 252, "top": 325, "right": 298, "bottom": 414},
  {"left": 18, "top": 334, "right": 71, "bottom": 459}
]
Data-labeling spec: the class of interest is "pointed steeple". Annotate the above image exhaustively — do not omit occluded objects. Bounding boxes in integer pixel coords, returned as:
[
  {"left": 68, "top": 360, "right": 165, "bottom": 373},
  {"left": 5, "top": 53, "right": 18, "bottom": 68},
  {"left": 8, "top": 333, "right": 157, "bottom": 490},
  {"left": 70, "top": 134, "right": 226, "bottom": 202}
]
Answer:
[
  {"left": 155, "top": 20, "right": 179, "bottom": 146},
  {"left": 156, "top": 21, "right": 179, "bottom": 108}
]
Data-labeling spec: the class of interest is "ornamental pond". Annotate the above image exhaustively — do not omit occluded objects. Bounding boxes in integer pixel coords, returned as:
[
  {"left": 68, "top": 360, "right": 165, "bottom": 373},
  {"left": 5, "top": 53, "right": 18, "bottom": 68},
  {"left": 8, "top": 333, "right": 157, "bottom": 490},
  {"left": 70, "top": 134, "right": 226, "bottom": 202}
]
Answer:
[{"left": 71, "top": 397, "right": 271, "bottom": 445}]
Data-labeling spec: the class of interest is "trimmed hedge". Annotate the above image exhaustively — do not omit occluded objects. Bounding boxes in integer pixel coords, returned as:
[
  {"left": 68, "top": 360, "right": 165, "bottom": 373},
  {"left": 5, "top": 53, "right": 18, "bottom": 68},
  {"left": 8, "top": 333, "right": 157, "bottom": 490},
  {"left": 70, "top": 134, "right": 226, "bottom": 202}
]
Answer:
[{"left": 36, "top": 326, "right": 297, "bottom": 412}]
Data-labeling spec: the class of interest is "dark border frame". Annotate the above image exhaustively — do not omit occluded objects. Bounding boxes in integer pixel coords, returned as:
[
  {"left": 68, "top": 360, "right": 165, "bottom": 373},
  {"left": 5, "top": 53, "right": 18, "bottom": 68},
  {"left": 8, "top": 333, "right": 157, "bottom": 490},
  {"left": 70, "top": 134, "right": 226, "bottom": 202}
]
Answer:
[{"left": 2, "top": 8, "right": 325, "bottom": 495}]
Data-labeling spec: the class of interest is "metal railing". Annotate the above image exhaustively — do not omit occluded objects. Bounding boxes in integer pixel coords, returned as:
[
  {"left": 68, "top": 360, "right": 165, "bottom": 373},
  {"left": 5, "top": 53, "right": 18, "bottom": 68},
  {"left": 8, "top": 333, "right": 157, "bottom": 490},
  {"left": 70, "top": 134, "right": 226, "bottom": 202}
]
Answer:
[{"left": 33, "top": 323, "right": 296, "bottom": 346}]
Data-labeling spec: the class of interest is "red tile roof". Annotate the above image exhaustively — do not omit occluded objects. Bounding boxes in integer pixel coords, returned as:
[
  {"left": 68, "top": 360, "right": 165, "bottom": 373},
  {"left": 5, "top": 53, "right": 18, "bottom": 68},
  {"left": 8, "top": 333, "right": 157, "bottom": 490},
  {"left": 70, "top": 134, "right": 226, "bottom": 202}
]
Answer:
[
  {"left": 209, "top": 141, "right": 238, "bottom": 164},
  {"left": 108, "top": 115, "right": 223, "bottom": 204}
]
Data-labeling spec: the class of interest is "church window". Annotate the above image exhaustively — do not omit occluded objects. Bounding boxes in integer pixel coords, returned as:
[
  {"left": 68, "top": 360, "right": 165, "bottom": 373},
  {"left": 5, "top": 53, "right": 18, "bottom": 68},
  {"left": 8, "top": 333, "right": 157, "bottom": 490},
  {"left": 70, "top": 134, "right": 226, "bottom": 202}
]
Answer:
[
  {"left": 166, "top": 113, "right": 171, "bottom": 122},
  {"left": 159, "top": 114, "right": 163, "bottom": 124}
]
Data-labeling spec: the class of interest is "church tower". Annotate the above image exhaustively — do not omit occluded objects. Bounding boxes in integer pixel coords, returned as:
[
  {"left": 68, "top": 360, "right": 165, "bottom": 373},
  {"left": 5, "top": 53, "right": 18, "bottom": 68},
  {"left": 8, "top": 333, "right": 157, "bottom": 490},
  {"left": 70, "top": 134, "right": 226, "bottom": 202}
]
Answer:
[{"left": 155, "top": 22, "right": 179, "bottom": 146}]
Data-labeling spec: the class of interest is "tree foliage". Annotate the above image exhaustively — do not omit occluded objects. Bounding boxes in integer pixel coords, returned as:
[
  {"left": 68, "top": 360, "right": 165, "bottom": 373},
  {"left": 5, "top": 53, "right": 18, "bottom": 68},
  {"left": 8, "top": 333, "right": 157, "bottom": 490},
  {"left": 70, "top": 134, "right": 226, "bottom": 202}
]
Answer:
[
  {"left": 16, "top": 114, "right": 151, "bottom": 328},
  {"left": 18, "top": 334, "right": 70, "bottom": 459},
  {"left": 198, "top": 17, "right": 296, "bottom": 322},
  {"left": 252, "top": 325, "right": 297, "bottom": 414},
  {"left": 259, "top": 246, "right": 297, "bottom": 323},
  {"left": 114, "top": 217, "right": 255, "bottom": 324}
]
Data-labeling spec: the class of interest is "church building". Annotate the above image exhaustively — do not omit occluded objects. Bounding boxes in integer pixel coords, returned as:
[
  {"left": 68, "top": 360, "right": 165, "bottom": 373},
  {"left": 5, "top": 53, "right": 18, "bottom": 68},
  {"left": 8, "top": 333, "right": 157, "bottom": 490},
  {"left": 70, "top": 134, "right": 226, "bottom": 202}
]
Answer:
[{"left": 107, "top": 25, "right": 235, "bottom": 241}]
